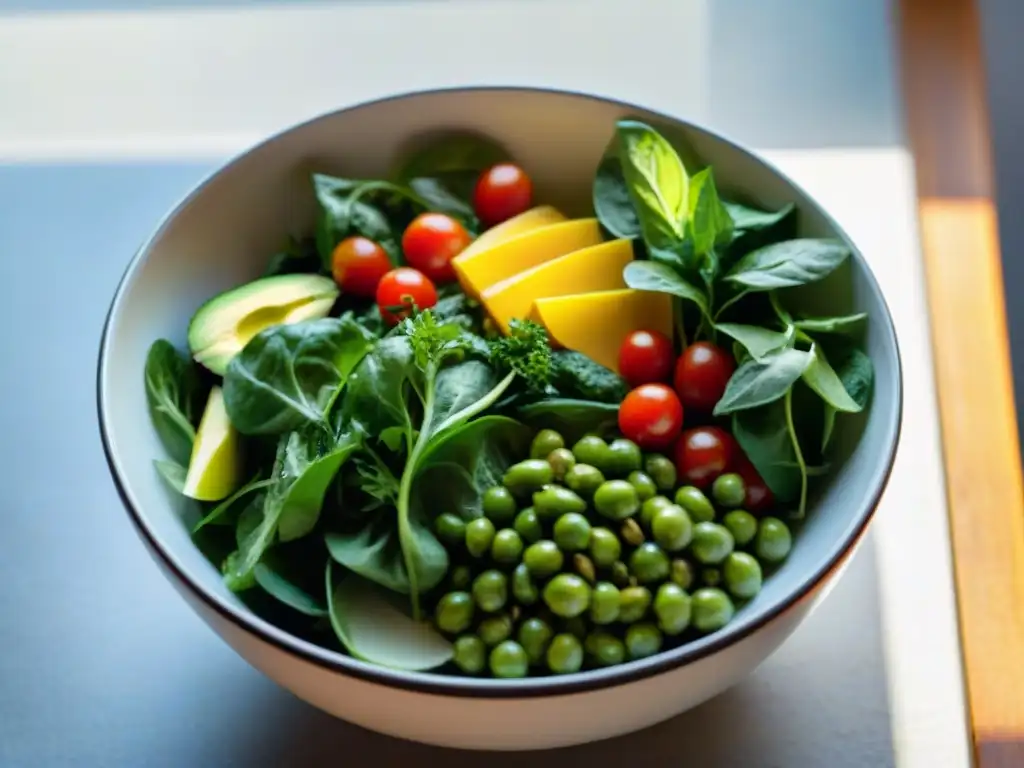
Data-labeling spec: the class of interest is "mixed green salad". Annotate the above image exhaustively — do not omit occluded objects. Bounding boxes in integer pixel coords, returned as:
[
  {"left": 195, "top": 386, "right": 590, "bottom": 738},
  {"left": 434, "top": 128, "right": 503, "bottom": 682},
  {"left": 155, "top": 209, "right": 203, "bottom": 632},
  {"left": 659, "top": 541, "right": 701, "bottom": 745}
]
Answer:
[{"left": 143, "top": 118, "right": 874, "bottom": 678}]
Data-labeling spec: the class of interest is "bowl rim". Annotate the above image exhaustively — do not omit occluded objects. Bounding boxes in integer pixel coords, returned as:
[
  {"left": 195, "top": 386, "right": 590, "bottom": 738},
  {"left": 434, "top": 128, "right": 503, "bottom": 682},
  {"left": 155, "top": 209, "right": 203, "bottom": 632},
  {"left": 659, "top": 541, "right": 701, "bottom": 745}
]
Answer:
[{"left": 97, "top": 84, "right": 903, "bottom": 699}]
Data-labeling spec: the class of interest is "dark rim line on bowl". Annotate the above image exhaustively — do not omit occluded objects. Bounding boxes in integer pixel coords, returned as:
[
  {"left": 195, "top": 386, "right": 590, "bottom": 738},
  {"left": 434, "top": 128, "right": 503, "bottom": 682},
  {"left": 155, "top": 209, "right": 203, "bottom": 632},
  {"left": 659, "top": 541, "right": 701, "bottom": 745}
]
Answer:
[{"left": 97, "top": 85, "right": 904, "bottom": 698}]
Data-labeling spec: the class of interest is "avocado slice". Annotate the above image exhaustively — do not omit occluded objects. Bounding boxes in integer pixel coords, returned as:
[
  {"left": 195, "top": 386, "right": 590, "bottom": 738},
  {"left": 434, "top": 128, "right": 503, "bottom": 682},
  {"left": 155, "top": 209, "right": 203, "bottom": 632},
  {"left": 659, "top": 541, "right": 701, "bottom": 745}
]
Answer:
[
  {"left": 183, "top": 386, "right": 241, "bottom": 501},
  {"left": 187, "top": 273, "right": 339, "bottom": 375}
]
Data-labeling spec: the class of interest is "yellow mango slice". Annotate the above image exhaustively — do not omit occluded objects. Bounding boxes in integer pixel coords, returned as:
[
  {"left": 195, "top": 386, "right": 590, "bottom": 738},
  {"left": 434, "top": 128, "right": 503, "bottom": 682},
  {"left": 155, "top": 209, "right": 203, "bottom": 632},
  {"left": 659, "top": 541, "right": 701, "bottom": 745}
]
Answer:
[
  {"left": 458, "top": 205, "right": 566, "bottom": 263},
  {"left": 531, "top": 289, "right": 674, "bottom": 373},
  {"left": 452, "top": 218, "right": 602, "bottom": 299},
  {"left": 482, "top": 239, "right": 635, "bottom": 334}
]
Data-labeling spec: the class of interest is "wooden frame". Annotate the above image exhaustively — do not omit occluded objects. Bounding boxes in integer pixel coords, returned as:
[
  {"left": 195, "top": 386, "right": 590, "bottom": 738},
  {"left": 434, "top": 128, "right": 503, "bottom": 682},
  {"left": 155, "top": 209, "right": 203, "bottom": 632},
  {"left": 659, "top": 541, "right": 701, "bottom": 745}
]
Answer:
[{"left": 897, "top": 0, "right": 1024, "bottom": 764}]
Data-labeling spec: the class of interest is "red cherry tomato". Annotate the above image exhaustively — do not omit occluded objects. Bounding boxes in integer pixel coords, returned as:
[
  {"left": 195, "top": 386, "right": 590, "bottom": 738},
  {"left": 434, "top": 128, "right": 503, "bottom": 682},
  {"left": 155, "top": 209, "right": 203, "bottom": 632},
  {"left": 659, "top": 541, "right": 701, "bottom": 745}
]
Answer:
[
  {"left": 735, "top": 457, "right": 775, "bottom": 513},
  {"left": 473, "top": 163, "right": 533, "bottom": 227},
  {"left": 330, "top": 236, "right": 392, "bottom": 297},
  {"left": 401, "top": 213, "right": 472, "bottom": 283},
  {"left": 618, "top": 330, "right": 675, "bottom": 386},
  {"left": 673, "top": 426, "right": 738, "bottom": 489},
  {"left": 674, "top": 341, "right": 736, "bottom": 411},
  {"left": 376, "top": 267, "right": 438, "bottom": 326},
  {"left": 618, "top": 384, "right": 684, "bottom": 451}
]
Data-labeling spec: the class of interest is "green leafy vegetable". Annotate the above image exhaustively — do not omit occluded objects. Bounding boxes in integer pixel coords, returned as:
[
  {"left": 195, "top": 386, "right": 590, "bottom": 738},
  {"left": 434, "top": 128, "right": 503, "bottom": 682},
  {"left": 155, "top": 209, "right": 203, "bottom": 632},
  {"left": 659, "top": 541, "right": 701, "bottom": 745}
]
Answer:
[
  {"left": 724, "top": 201, "right": 795, "bottom": 234},
  {"left": 490, "top": 318, "right": 553, "bottom": 392},
  {"left": 725, "top": 238, "right": 850, "bottom": 291},
  {"left": 592, "top": 153, "right": 640, "bottom": 239},
  {"left": 144, "top": 339, "right": 203, "bottom": 465},
  {"left": 732, "top": 400, "right": 802, "bottom": 505},
  {"left": 801, "top": 344, "right": 863, "bottom": 413},
  {"left": 192, "top": 474, "right": 273, "bottom": 533},
  {"left": 154, "top": 460, "right": 187, "bottom": 493},
  {"left": 223, "top": 317, "right": 376, "bottom": 435},
  {"left": 395, "top": 132, "right": 509, "bottom": 182},
  {"left": 714, "top": 323, "right": 792, "bottom": 361},
  {"left": 254, "top": 556, "right": 328, "bottom": 617},
  {"left": 713, "top": 347, "right": 813, "bottom": 415},
  {"left": 793, "top": 312, "right": 867, "bottom": 335},
  {"left": 687, "top": 167, "right": 734, "bottom": 257},
  {"left": 622, "top": 260, "right": 711, "bottom": 322},
  {"left": 516, "top": 399, "right": 621, "bottom": 443},
  {"left": 264, "top": 236, "right": 322, "bottom": 277},
  {"left": 313, "top": 174, "right": 410, "bottom": 267},
  {"left": 407, "top": 177, "right": 479, "bottom": 231},
  {"left": 550, "top": 350, "right": 628, "bottom": 403}
]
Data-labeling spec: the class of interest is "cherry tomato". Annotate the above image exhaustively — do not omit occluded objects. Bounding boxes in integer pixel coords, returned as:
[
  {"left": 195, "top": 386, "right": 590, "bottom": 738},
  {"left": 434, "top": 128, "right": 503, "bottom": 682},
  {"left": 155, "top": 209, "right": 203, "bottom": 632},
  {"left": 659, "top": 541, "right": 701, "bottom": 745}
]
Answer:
[
  {"left": 376, "top": 267, "right": 438, "bottom": 325},
  {"left": 330, "top": 236, "right": 392, "bottom": 297},
  {"left": 618, "top": 330, "right": 675, "bottom": 386},
  {"left": 618, "top": 384, "right": 684, "bottom": 451},
  {"left": 735, "top": 457, "right": 775, "bottom": 513},
  {"left": 674, "top": 341, "right": 736, "bottom": 411},
  {"left": 673, "top": 426, "right": 738, "bottom": 489},
  {"left": 401, "top": 213, "right": 472, "bottom": 283},
  {"left": 473, "top": 163, "right": 533, "bottom": 227}
]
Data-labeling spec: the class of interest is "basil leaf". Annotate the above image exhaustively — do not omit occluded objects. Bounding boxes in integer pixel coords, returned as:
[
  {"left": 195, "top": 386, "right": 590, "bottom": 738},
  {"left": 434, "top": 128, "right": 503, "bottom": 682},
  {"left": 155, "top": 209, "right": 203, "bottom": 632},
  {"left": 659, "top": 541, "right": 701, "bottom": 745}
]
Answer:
[
  {"left": 724, "top": 201, "right": 795, "bottom": 233},
  {"left": 726, "top": 238, "right": 850, "bottom": 291},
  {"left": 593, "top": 154, "right": 640, "bottom": 239},
  {"left": 254, "top": 558, "right": 328, "bottom": 617},
  {"left": 224, "top": 317, "right": 376, "bottom": 435},
  {"left": 623, "top": 260, "right": 710, "bottom": 321},
  {"left": 144, "top": 339, "right": 203, "bottom": 465},
  {"left": 687, "top": 168, "right": 733, "bottom": 257},
  {"left": 732, "top": 402, "right": 802, "bottom": 504},
  {"left": 615, "top": 120, "right": 688, "bottom": 252},
  {"left": 713, "top": 347, "right": 813, "bottom": 415},
  {"left": 714, "top": 323, "right": 791, "bottom": 360},
  {"left": 802, "top": 344, "right": 863, "bottom": 412},
  {"left": 822, "top": 338, "right": 874, "bottom": 409},
  {"left": 794, "top": 312, "right": 867, "bottom": 335}
]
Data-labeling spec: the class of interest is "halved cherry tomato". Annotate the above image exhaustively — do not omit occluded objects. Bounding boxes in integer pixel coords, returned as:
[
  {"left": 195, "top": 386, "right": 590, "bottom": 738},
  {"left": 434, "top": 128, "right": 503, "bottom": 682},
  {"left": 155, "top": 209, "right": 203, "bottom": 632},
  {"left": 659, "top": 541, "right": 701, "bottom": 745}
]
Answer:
[
  {"left": 330, "top": 236, "right": 392, "bottom": 297},
  {"left": 473, "top": 163, "right": 533, "bottom": 227},
  {"left": 735, "top": 456, "right": 775, "bottom": 513},
  {"left": 673, "top": 426, "right": 738, "bottom": 489},
  {"left": 674, "top": 341, "right": 736, "bottom": 411},
  {"left": 618, "top": 329, "right": 675, "bottom": 386},
  {"left": 618, "top": 384, "right": 684, "bottom": 451},
  {"left": 401, "top": 213, "right": 472, "bottom": 283},
  {"left": 376, "top": 267, "right": 438, "bottom": 326}
]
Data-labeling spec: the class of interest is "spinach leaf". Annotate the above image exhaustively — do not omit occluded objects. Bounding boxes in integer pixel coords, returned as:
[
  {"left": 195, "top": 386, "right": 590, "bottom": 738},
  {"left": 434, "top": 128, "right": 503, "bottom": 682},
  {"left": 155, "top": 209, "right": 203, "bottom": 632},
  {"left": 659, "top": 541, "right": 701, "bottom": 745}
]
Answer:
[
  {"left": 794, "top": 312, "right": 867, "bottom": 335},
  {"left": 192, "top": 474, "right": 273, "bottom": 533},
  {"left": 395, "top": 132, "right": 509, "bottom": 181},
  {"left": 802, "top": 344, "right": 863, "bottom": 413},
  {"left": 713, "top": 347, "right": 813, "bottom": 415},
  {"left": 615, "top": 120, "right": 688, "bottom": 253},
  {"left": 622, "top": 260, "right": 710, "bottom": 322},
  {"left": 326, "top": 565, "right": 453, "bottom": 671},
  {"left": 592, "top": 153, "right": 640, "bottom": 239},
  {"left": 336, "top": 335, "right": 418, "bottom": 440},
  {"left": 264, "top": 236, "right": 321, "bottom": 277},
  {"left": 550, "top": 350, "right": 629, "bottom": 403},
  {"left": 516, "top": 399, "right": 621, "bottom": 443},
  {"left": 724, "top": 201, "right": 795, "bottom": 234},
  {"left": 144, "top": 339, "right": 202, "bottom": 465},
  {"left": 714, "top": 323, "right": 791, "bottom": 361},
  {"left": 313, "top": 174, "right": 412, "bottom": 267},
  {"left": 254, "top": 556, "right": 328, "bottom": 617},
  {"left": 725, "top": 238, "right": 850, "bottom": 291},
  {"left": 224, "top": 317, "right": 376, "bottom": 435},
  {"left": 407, "top": 177, "right": 479, "bottom": 232},
  {"left": 687, "top": 167, "right": 734, "bottom": 258},
  {"left": 154, "top": 460, "right": 187, "bottom": 493}
]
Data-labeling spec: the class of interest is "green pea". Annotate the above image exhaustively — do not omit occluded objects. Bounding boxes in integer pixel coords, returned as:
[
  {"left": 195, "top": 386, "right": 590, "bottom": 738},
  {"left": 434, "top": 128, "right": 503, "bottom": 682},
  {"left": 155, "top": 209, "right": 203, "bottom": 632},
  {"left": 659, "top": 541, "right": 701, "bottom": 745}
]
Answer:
[
  {"left": 546, "top": 633, "right": 584, "bottom": 674},
  {"left": 625, "top": 622, "right": 663, "bottom": 660},
  {"left": 513, "top": 507, "right": 543, "bottom": 544},
  {"left": 644, "top": 454, "right": 677, "bottom": 492},
  {"left": 564, "top": 463, "right": 606, "bottom": 498},
  {"left": 691, "top": 522, "right": 735, "bottom": 564},
  {"left": 482, "top": 486, "right": 517, "bottom": 523},
  {"left": 465, "top": 517, "right": 496, "bottom": 558},
  {"left": 712, "top": 472, "right": 746, "bottom": 509},
  {"left": 724, "top": 552, "right": 763, "bottom": 599},
  {"left": 589, "top": 581, "right": 621, "bottom": 624},
  {"left": 702, "top": 568, "right": 722, "bottom": 587},
  {"left": 605, "top": 438, "right": 643, "bottom": 477},
  {"left": 670, "top": 559, "right": 695, "bottom": 591},
  {"left": 588, "top": 527, "right": 622, "bottom": 568},
  {"left": 640, "top": 495, "right": 674, "bottom": 530},
  {"left": 610, "top": 560, "right": 631, "bottom": 588},
  {"left": 585, "top": 631, "right": 626, "bottom": 667},
  {"left": 434, "top": 591, "right": 474, "bottom": 634},
  {"left": 553, "top": 512, "right": 592, "bottom": 551},
  {"left": 651, "top": 505, "right": 693, "bottom": 551},
  {"left": 562, "top": 615, "right": 588, "bottom": 640},
  {"left": 542, "top": 573, "right": 591, "bottom": 618},
  {"left": 533, "top": 486, "right": 587, "bottom": 521},
  {"left": 478, "top": 613, "right": 514, "bottom": 646},
  {"left": 723, "top": 509, "right": 758, "bottom": 547},
  {"left": 654, "top": 583, "right": 692, "bottom": 635},
  {"left": 434, "top": 513, "right": 466, "bottom": 547},
  {"left": 755, "top": 517, "right": 793, "bottom": 563},
  {"left": 619, "top": 586, "right": 652, "bottom": 623},
  {"left": 692, "top": 587, "right": 735, "bottom": 633},
  {"left": 452, "top": 635, "right": 486, "bottom": 674},
  {"left": 471, "top": 570, "right": 508, "bottom": 613},
  {"left": 518, "top": 617, "right": 553, "bottom": 665},
  {"left": 593, "top": 480, "right": 640, "bottom": 521},
  {"left": 491, "top": 528, "right": 524, "bottom": 565},
  {"left": 547, "top": 448, "right": 576, "bottom": 481},
  {"left": 674, "top": 485, "right": 716, "bottom": 523},
  {"left": 449, "top": 565, "right": 472, "bottom": 591},
  {"left": 627, "top": 471, "right": 658, "bottom": 501},
  {"left": 523, "top": 540, "right": 564, "bottom": 578},
  {"left": 503, "top": 459, "right": 554, "bottom": 497},
  {"left": 489, "top": 640, "right": 529, "bottom": 678},
  {"left": 629, "top": 542, "right": 670, "bottom": 584},
  {"left": 512, "top": 563, "right": 539, "bottom": 605},
  {"left": 572, "top": 435, "right": 610, "bottom": 468},
  {"left": 531, "top": 428, "right": 565, "bottom": 460}
]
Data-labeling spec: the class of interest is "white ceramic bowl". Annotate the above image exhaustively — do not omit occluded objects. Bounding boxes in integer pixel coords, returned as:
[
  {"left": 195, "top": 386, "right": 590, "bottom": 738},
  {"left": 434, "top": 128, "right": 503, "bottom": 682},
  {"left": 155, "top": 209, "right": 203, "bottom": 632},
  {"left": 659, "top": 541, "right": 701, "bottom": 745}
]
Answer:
[{"left": 98, "top": 87, "right": 902, "bottom": 751}]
